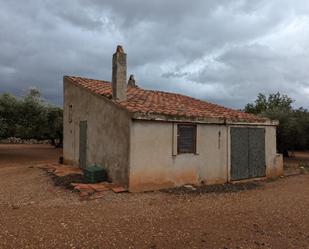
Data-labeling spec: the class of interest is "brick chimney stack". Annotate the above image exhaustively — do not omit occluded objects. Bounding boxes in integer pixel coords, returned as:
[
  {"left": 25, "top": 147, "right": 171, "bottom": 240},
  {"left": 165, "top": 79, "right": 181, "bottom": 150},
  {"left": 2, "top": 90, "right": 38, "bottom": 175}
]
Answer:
[{"left": 112, "top": 45, "right": 127, "bottom": 101}]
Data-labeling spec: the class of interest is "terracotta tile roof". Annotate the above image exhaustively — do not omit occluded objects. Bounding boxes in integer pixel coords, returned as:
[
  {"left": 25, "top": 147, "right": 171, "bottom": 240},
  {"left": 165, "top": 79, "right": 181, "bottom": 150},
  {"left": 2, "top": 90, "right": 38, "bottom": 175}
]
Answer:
[{"left": 65, "top": 76, "right": 269, "bottom": 123}]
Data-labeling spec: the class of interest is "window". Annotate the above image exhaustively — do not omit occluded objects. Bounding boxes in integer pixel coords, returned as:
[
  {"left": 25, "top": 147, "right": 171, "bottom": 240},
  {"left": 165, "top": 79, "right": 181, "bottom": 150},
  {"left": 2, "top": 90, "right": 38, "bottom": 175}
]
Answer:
[{"left": 177, "top": 124, "right": 196, "bottom": 154}]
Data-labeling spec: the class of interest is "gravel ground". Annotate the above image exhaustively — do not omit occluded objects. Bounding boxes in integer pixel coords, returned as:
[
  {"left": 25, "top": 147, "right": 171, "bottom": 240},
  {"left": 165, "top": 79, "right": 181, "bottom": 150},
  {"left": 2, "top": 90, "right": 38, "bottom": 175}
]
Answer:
[{"left": 0, "top": 144, "right": 309, "bottom": 249}]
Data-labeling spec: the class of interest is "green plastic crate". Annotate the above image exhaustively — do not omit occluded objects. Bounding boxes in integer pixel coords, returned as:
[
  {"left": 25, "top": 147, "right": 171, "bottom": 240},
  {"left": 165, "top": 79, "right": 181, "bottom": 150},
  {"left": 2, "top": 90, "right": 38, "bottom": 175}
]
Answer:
[{"left": 83, "top": 165, "right": 107, "bottom": 183}]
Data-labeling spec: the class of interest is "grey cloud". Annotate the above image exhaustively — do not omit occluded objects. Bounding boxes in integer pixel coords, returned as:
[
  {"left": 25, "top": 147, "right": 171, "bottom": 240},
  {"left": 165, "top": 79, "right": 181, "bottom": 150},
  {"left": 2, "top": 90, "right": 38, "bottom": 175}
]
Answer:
[
  {"left": 0, "top": 0, "right": 309, "bottom": 109},
  {"left": 162, "top": 71, "right": 190, "bottom": 79}
]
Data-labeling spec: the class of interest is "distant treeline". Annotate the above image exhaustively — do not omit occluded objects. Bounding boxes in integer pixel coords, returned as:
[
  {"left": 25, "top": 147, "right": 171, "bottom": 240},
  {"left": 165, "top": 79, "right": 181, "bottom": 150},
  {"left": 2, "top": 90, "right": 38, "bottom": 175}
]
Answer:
[
  {"left": 245, "top": 92, "right": 309, "bottom": 156},
  {"left": 0, "top": 88, "right": 63, "bottom": 146}
]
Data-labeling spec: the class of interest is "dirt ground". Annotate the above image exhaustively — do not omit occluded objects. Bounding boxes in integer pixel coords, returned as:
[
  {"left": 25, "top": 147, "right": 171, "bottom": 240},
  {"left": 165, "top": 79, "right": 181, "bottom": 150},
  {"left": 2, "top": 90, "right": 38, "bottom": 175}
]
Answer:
[
  {"left": 0, "top": 144, "right": 62, "bottom": 166},
  {"left": 0, "top": 144, "right": 308, "bottom": 249},
  {"left": 284, "top": 151, "right": 309, "bottom": 175}
]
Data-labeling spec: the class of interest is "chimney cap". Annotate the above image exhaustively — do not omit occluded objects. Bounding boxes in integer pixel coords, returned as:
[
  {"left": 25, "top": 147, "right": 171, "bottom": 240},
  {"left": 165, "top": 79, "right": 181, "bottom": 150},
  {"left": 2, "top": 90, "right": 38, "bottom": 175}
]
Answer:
[{"left": 116, "top": 45, "right": 125, "bottom": 53}]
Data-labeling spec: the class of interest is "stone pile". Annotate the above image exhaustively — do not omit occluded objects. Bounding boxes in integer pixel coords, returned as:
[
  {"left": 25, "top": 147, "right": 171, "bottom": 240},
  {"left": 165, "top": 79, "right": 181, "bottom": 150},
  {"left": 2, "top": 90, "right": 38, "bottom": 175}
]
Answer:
[{"left": 0, "top": 137, "right": 51, "bottom": 144}]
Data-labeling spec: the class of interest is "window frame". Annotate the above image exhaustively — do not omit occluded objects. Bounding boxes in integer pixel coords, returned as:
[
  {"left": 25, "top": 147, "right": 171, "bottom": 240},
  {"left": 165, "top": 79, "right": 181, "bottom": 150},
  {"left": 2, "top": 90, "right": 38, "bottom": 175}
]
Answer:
[{"left": 177, "top": 124, "right": 197, "bottom": 154}]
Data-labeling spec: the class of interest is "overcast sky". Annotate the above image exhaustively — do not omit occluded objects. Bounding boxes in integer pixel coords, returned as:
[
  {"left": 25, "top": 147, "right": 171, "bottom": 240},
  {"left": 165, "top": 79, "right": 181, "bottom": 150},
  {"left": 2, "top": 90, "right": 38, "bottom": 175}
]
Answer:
[{"left": 1, "top": 0, "right": 309, "bottom": 109}]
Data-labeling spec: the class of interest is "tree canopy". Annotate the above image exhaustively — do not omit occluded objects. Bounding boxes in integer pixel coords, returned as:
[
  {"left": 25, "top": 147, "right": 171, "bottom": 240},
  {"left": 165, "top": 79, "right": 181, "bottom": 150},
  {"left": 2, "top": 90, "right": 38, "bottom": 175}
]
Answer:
[
  {"left": 0, "top": 89, "right": 63, "bottom": 145},
  {"left": 245, "top": 92, "right": 309, "bottom": 156},
  {"left": 244, "top": 92, "right": 293, "bottom": 114}
]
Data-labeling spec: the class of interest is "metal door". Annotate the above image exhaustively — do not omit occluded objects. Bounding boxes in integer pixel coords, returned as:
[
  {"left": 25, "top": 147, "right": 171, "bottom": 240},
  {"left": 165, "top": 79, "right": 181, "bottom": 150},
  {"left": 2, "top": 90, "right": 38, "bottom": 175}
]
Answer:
[
  {"left": 231, "top": 127, "right": 249, "bottom": 180},
  {"left": 79, "top": 121, "right": 87, "bottom": 169},
  {"left": 248, "top": 128, "right": 266, "bottom": 178},
  {"left": 231, "top": 127, "right": 265, "bottom": 180}
]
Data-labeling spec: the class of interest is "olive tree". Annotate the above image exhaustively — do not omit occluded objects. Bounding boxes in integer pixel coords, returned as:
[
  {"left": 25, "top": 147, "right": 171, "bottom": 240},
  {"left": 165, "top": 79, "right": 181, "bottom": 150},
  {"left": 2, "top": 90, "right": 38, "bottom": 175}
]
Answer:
[
  {"left": 245, "top": 92, "right": 309, "bottom": 156},
  {"left": 0, "top": 89, "right": 63, "bottom": 146}
]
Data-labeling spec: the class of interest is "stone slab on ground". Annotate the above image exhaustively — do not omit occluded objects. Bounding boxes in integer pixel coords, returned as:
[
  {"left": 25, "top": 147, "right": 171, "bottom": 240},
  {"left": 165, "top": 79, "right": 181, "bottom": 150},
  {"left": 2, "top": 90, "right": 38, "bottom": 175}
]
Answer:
[
  {"left": 38, "top": 163, "right": 127, "bottom": 199},
  {"left": 39, "top": 163, "right": 83, "bottom": 177},
  {"left": 72, "top": 182, "right": 127, "bottom": 199},
  {"left": 111, "top": 186, "right": 127, "bottom": 193}
]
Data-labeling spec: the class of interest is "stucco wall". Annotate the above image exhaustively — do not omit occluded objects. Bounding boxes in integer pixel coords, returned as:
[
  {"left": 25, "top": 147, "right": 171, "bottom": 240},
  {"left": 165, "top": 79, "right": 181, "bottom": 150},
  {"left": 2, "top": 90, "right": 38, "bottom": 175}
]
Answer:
[
  {"left": 264, "top": 126, "right": 283, "bottom": 178},
  {"left": 129, "top": 121, "right": 281, "bottom": 192},
  {"left": 63, "top": 79, "right": 131, "bottom": 185},
  {"left": 129, "top": 121, "right": 228, "bottom": 192}
]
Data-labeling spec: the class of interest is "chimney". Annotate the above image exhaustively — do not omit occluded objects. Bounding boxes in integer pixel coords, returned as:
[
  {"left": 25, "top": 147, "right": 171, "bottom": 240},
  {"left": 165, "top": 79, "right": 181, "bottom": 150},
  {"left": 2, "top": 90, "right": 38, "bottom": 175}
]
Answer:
[
  {"left": 112, "top": 45, "right": 127, "bottom": 101},
  {"left": 128, "top": 74, "right": 137, "bottom": 87}
]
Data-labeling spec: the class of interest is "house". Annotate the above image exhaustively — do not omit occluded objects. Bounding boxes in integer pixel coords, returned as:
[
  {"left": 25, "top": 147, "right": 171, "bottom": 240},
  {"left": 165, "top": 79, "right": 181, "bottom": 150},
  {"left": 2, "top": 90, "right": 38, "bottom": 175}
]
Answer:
[{"left": 63, "top": 46, "right": 283, "bottom": 192}]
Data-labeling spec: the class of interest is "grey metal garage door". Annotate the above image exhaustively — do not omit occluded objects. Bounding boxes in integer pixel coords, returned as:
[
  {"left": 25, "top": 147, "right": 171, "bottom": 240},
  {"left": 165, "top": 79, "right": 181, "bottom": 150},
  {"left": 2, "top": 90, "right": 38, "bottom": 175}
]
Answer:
[{"left": 231, "top": 127, "right": 265, "bottom": 181}]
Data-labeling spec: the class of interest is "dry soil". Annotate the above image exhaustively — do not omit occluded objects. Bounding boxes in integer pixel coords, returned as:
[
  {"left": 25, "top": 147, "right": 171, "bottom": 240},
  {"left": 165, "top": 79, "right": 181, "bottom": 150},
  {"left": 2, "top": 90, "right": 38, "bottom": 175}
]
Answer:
[{"left": 0, "top": 144, "right": 308, "bottom": 249}]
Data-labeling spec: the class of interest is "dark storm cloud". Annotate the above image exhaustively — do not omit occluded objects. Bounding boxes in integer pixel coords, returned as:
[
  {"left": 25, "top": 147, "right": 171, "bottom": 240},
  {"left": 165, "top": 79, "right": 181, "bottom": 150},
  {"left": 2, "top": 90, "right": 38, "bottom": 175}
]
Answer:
[{"left": 0, "top": 0, "right": 308, "bottom": 108}]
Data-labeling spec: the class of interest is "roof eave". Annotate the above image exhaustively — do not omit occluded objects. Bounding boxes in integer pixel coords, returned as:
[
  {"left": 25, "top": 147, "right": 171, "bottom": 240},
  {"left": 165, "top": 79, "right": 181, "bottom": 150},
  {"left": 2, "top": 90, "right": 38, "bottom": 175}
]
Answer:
[
  {"left": 132, "top": 112, "right": 278, "bottom": 126},
  {"left": 225, "top": 120, "right": 279, "bottom": 126}
]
